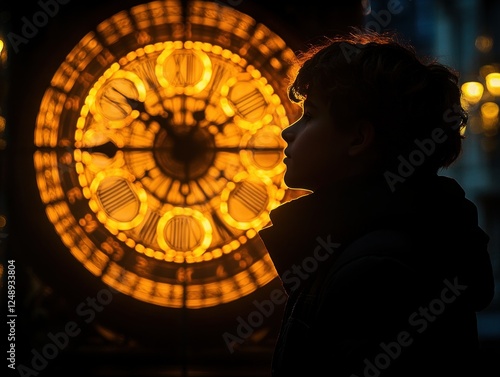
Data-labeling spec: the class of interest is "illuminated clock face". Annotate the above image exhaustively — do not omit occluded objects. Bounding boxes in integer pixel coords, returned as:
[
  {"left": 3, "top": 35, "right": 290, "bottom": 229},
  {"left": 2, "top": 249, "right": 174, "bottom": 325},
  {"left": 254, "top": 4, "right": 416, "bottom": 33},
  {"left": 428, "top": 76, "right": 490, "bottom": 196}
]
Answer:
[{"left": 33, "top": 0, "right": 302, "bottom": 309}]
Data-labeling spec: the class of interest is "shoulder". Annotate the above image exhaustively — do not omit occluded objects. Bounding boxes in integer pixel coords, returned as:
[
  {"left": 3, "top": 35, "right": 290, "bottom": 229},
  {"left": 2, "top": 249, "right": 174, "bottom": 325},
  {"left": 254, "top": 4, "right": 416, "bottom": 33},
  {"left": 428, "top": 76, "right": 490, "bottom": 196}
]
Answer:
[
  {"left": 333, "top": 228, "right": 416, "bottom": 273},
  {"left": 318, "top": 229, "right": 425, "bottom": 303}
]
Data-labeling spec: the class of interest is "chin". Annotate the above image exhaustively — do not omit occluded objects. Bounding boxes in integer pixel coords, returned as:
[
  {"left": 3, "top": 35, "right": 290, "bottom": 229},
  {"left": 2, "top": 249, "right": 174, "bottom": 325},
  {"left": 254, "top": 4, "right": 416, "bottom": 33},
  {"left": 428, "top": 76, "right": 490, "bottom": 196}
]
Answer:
[{"left": 284, "top": 175, "right": 312, "bottom": 191}]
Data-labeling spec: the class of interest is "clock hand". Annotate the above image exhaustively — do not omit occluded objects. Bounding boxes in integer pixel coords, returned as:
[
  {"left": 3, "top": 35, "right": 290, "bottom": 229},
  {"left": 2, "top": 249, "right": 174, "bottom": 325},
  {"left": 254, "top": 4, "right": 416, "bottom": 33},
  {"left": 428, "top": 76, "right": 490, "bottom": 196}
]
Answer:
[
  {"left": 151, "top": 110, "right": 179, "bottom": 141},
  {"left": 214, "top": 146, "right": 284, "bottom": 152},
  {"left": 85, "top": 140, "right": 118, "bottom": 158},
  {"left": 81, "top": 142, "right": 283, "bottom": 156},
  {"left": 114, "top": 87, "right": 180, "bottom": 140}
]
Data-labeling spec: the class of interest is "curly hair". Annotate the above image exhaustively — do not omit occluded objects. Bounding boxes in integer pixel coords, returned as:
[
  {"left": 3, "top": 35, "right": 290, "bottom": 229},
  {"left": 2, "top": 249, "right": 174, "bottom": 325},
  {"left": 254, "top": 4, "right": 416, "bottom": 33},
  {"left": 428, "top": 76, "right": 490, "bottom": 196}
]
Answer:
[{"left": 288, "top": 28, "right": 467, "bottom": 173}]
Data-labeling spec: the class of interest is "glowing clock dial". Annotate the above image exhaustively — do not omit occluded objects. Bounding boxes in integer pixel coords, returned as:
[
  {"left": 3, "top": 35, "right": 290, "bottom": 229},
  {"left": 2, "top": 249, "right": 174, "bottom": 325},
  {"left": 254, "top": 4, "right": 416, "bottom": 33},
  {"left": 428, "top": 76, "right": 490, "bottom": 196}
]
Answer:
[{"left": 33, "top": 0, "right": 303, "bottom": 309}]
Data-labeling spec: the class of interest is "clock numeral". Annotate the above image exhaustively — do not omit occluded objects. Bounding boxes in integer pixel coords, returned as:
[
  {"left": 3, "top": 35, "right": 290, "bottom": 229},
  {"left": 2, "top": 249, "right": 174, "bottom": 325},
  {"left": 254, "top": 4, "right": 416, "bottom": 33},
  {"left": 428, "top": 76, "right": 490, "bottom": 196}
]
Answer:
[
  {"left": 222, "top": 75, "right": 275, "bottom": 131},
  {"left": 239, "top": 126, "right": 286, "bottom": 174},
  {"left": 101, "top": 236, "right": 124, "bottom": 261},
  {"left": 172, "top": 53, "right": 196, "bottom": 86},
  {"left": 220, "top": 177, "right": 272, "bottom": 229},
  {"left": 232, "top": 180, "right": 268, "bottom": 216},
  {"left": 64, "top": 95, "right": 81, "bottom": 111},
  {"left": 176, "top": 267, "right": 194, "bottom": 283},
  {"left": 157, "top": 48, "right": 211, "bottom": 94},
  {"left": 167, "top": 216, "right": 201, "bottom": 251},
  {"left": 79, "top": 213, "right": 99, "bottom": 233},
  {"left": 91, "top": 174, "right": 146, "bottom": 230},
  {"left": 231, "top": 88, "right": 266, "bottom": 120},
  {"left": 157, "top": 209, "right": 212, "bottom": 257},
  {"left": 216, "top": 265, "right": 227, "bottom": 278},
  {"left": 66, "top": 187, "right": 83, "bottom": 204},
  {"left": 135, "top": 30, "right": 152, "bottom": 46},
  {"left": 233, "top": 249, "right": 253, "bottom": 269},
  {"left": 98, "top": 179, "right": 137, "bottom": 216},
  {"left": 94, "top": 74, "right": 144, "bottom": 122},
  {"left": 135, "top": 256, "right": 152, "bottom": 275}
]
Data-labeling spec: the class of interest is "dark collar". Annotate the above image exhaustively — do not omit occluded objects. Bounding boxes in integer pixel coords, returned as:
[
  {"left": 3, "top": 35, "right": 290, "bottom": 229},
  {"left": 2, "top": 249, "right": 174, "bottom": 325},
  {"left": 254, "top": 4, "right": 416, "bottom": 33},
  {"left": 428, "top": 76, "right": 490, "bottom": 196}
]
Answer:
[{"left": 258, "top": 174, "right": 393, "bottom": 283}]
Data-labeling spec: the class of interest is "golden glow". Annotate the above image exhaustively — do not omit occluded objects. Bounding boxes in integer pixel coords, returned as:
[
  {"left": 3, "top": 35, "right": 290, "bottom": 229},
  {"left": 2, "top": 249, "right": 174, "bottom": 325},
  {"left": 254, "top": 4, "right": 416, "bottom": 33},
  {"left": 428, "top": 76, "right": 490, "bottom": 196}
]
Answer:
[
  {"left": 481, "top": 102, "right": 499, "bottom": 119},
  {"left": 156, "top": 42, "right": 213, "bottom": 95},
  {"left": 481, "top": 102, "right": 499, "bottom": 132},
  {"left": 485, "top": 73, "right": 500, "bottom": 96},
  {"left": 239, "top": 124, "right": 287, "bottom": 178},
  {"left": 475, "top": 35, "right": 494, "bottom": 53},
  {"left": 220, "top": 172, "right": 278, "bottom": 230},
  {"left": 460, "top": 125, "right": 467, "bottom": 136},
  {"left": 0, "top": 38, "right": 7, "bottom": 65},
  {"left": 220, "top": 71, "right": 276, "bottom": 131},
  {"left": 157, "top": 207, "right": 213, "bottom": 259},
  {"left": 34, "top": 89, "right": 66, "bottom": 148},
  {"left": 33, "top": 0, "right": 303, "bottom": 308},
  {"left": 461, "top": 82, "right": 484, "bottom": 104},
  {"left": 480, "top": 64, "right": 498, "bottom": 79},
  {"left": 87, "top": 69, "right": 147, "bottom": 128},
  {"left": 88, "top": 169, "right": 148, "bottom": 231},
  {"left": 0, "top": 117, "right": 4, "bottom": 133}
]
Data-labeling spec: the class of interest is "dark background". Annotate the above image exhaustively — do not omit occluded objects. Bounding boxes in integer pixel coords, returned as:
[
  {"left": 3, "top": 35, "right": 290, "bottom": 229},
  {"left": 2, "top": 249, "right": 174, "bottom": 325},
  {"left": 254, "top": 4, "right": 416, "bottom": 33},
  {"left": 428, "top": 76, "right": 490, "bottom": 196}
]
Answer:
[{"left": 1, "top": 0, "right": 499, "bottom": 376}]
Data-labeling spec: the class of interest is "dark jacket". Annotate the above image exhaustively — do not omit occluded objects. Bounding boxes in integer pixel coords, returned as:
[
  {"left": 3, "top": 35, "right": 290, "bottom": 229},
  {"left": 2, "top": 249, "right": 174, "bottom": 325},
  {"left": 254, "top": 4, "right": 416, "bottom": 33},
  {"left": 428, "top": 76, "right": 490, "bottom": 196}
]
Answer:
[{"left": 258, "top": 173, "right": 495, "bottom": 377}]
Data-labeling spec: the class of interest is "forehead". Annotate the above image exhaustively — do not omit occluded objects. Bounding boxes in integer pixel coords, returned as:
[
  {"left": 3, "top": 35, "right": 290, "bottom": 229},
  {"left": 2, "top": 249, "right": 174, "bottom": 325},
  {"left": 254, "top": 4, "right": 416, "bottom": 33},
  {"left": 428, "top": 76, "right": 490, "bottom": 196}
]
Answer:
[{"left": 303, "top": 88, "right": 328, "bottom": 110}]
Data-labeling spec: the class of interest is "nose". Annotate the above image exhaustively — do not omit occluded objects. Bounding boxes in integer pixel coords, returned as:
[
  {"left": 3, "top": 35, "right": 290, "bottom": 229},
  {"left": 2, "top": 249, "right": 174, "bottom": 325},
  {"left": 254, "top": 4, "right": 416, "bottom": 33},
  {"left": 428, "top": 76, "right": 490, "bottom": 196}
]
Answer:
[{"left": 281, "top": 120, "right": 299, "bottom": 143}]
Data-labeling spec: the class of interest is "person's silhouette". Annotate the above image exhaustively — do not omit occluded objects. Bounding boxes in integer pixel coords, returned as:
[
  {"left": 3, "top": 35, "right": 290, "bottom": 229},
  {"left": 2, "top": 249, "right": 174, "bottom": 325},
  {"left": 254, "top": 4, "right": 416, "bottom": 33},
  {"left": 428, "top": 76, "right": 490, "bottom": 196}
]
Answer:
[{"left": 259, "top": 28, "right": 495, "bottom": 377}]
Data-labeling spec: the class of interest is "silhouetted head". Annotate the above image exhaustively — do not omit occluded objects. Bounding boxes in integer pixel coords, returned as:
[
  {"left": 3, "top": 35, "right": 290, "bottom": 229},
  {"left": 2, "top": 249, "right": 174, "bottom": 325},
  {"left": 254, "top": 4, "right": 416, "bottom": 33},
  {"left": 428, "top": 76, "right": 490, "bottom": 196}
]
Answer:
[{"left": 283, "top": 28, "right": 466, "bottom": 191}]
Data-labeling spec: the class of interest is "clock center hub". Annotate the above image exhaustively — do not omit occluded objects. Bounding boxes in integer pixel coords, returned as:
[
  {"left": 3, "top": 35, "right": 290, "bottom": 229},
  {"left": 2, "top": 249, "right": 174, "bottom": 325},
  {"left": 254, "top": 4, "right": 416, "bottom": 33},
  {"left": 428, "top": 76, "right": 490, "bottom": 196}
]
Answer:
[{"left": 154, "top": 126, "right": 216, "bottom": 181}]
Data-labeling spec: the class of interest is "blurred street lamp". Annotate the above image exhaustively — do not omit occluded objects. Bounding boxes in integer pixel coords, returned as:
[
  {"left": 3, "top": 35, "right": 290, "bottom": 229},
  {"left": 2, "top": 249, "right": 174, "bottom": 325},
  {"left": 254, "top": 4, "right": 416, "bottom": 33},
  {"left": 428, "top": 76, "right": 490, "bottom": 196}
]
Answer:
[
  {"left": 485, "top": 72, "right": 500, "bottom": 96},
  {"left": 462, "top": 81, "right": 484, "bottom": 105},
  {"left": 461, "top": 56, "right": 500, "bottom": 152}
]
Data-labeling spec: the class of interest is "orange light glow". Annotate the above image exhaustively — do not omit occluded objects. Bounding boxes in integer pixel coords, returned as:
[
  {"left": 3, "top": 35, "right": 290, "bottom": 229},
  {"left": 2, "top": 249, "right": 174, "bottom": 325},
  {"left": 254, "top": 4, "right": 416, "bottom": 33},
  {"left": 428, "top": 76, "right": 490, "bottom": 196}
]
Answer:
[
  {"left": 485, "top": 73, "right": 500, "bottom": 96},
  {"left": 481, "top": 102, "right": 499, "bottom": 132},
  {"left": 33, "top": 0, "right": 303, "bottom": 309},
  {"left": 461, "top": 82, "right": 484, "bottom": 104}
]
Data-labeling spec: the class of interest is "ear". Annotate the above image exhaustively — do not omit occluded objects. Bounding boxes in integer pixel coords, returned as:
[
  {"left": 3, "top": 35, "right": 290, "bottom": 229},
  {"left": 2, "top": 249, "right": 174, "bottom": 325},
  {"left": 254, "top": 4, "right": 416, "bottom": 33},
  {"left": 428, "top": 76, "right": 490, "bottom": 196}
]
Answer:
[{"left": 348, "top": 120, "right": 375, "bottom": 156}]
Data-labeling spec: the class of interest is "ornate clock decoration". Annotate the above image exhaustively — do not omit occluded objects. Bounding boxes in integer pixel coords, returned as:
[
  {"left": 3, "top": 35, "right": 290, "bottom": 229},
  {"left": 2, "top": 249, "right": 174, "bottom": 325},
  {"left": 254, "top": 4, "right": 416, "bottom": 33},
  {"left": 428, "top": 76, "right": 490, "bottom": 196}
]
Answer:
[{"left": 33, "top": 0, "right": 302, "bottom": 309}]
